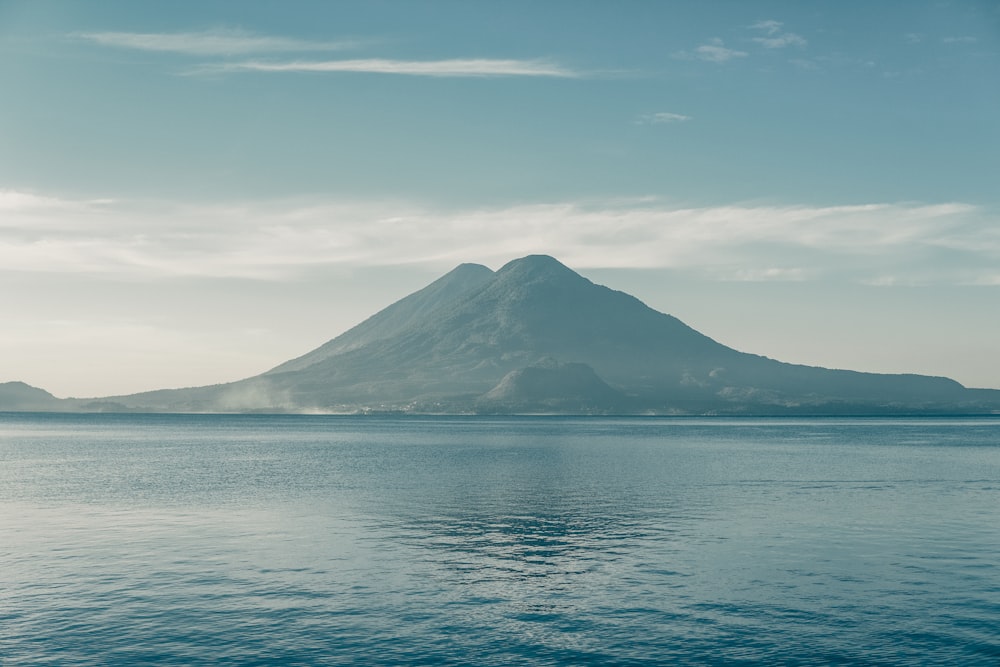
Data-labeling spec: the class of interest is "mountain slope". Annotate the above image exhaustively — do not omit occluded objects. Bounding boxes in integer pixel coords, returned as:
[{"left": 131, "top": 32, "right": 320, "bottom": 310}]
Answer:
[
  {"left": 477, "top": 359, "right": 628, "bottom": 413},
  {"left": 267, "top": 262, "right": 494, "bottom": 375},
  {"left": 0, "top": 382, "right": 64, "bottom": 411}
]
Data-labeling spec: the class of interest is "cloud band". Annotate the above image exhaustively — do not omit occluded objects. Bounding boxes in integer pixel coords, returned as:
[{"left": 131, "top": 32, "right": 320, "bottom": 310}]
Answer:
[{"left": 1, "top": 190, "right": 994, "bottom": 285}]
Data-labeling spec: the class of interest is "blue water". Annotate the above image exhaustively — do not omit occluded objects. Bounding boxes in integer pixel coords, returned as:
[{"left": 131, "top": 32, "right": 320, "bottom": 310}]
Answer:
[{"left": 1, "top": 414, "right": 999, "bottom": 665}]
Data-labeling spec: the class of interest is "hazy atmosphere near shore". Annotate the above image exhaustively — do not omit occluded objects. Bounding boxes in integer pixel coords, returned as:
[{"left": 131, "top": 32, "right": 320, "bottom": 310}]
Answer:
[{"left": 2, "top": 1, "right": 998, "bottom": 397}]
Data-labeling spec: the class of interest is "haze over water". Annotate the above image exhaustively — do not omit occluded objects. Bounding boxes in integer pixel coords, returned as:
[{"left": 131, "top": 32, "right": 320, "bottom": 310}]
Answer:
[{"left": 3, "top": 414, "right": 999, "bottom": 665}]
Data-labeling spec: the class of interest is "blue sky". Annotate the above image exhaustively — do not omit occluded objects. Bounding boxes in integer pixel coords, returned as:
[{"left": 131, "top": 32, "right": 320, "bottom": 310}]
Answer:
[{"left": 2, "top": 1, "right": 999, "bottom": 396}]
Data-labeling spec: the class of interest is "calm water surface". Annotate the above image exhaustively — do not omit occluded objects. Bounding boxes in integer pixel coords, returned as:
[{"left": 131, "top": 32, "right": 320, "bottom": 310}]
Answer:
[{"left": 1, "top": 414, "right": 999, "bottom": 665}]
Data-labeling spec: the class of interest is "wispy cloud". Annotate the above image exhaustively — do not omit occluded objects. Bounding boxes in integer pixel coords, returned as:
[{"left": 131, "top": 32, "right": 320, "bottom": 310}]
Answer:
[
  {"left": 750, "top": 20, "right": 807, "bottom": 48},
  {"left": 78, "top": 29, "right": 356, "bottom": 55},
  {"left": 697, "top": 38, "right": 748, "bottom": 63},
  {"left": 942, "top": 36, "right": 977, "bottom": 44},
  {"left": 750, "top": 20, "right": 784, "bottom": 36},
  {"left": 2, "top": 190, "right": 995, "bottom": 285},
  {"left": 79, "top": 28, "right": 580, "bottom": 79},
  {"left": 636, "top": 112, "right": 691, "bottom": 124},
  {"left": 676, "top": 38, "right": 748, "bottom": 63},
  {"left": 754, "top": 33, "right": 807, "bottom": 49},
  {"left": 195, "top": 58, "right": 580, "bottom": 78}
]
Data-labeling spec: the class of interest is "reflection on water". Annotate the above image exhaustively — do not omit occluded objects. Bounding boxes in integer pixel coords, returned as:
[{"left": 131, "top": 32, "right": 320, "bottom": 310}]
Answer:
[{"left": 2, "top": 414, "right": 999, "bottom": 665}]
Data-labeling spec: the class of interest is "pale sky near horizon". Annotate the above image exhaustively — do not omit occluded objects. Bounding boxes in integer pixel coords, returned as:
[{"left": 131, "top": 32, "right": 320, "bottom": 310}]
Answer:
[{"left": 2, "top": 0, "right": 999, "bottom": 397}]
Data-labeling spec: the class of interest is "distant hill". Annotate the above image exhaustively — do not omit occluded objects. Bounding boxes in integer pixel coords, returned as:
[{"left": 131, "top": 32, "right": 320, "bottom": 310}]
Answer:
[
  {"left": 477, "top": 359, "right": 628, "bottom": 414},
  {"left": 0, "top": 382, "right": 63, "bottom": 411},
  {"left": 4, "top": 255, "right": 999, "bottom": 414}
]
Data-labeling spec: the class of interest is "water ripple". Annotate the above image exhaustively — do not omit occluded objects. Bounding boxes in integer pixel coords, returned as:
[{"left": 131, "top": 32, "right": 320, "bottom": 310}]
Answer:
[{"left": 2, "top": 414, "right": 999, "bottom": 665}]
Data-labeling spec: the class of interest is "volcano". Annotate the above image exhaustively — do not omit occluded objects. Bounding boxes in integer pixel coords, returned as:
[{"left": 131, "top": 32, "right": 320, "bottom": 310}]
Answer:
[{"left": 7, "top": 255, "right": 1000, "bottom": 414}]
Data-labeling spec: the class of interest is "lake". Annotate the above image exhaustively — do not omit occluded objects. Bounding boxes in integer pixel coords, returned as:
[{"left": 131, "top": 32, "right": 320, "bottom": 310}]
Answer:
[{"left": 2, "top": 414, "right": 998, "bottom": 665}]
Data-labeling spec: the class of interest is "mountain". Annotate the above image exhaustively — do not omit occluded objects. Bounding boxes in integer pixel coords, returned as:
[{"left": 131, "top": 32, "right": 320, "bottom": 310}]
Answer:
[
  {"left": 4, "top": 255, "right": 999, "bottom": 414},
  {"left": 0, "top": 382, "right": 63, "bottom": 411}
]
